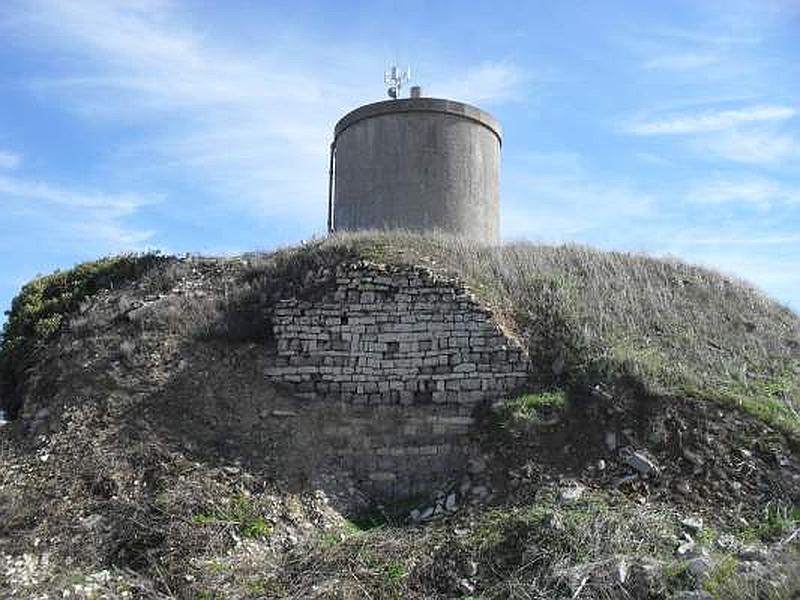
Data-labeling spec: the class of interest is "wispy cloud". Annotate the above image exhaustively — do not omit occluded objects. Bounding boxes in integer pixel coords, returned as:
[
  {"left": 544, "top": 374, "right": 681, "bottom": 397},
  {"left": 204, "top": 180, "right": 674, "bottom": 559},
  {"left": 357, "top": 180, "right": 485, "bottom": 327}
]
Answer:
[
  {"left": 697, "top": 128, "right": 799, "bottom": 165},
  {"left": 0, "top": 172, "right": 156, "bottom": 247},
  {"left": 0, "top": 151, "right": 21, "bottom": 170},
  {"left": 0, "top": 174, "right": 151, "bottom": 214},
  {"left": 431, "top": 62, "right": 528, "bottom": 105},
  {"left": 645, "top": 27, "right": 762, "bottom": 48},
  {"left": 673, "top": 245, "right": 800, "bottom": 311},
  {"left": 5, "top": 1, "right": 527, "bottom": 226},
  {"left": 683, "top": 234, "right": 800, "bottom": 246},
  {"left": 688, "top": 176, "right": 800, "bottom": 209},
  {"left": 502, "top": 153, "right": 654, "bottom": 242},
  {"left": 626, "top": 105, "right": 796, "bottom": 135},
  {"left": 634, "top": 152, "right": 672, "bottom": 167},
  {"left": 6, "top": 0, "right": 348, "bottom": 221}
]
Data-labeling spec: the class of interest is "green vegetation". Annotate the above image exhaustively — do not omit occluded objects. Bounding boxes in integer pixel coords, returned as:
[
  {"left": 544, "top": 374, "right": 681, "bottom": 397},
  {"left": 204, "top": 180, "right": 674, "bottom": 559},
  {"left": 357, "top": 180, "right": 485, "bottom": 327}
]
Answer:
[
  {"left": 701, "top": 372, "right": 800, "bottom": 438},
  {"left": 694, "top": 526, "right": 718, "bottom": 547},
  {"left": 703, "top": 554, "right": 739, "bottom": 600},
  {"left": 499, "top": 390, "right": 566, "bottom": 425},
  {"left": 381, "top": 558, "right": 407, "bottom": 584},
  {"left": 2, "top": 232, "right": 799, "bottom": 598},
  {"left": 276, "top": 490, "right": 683, "bottom": 598},
  {"left": 192, "top": 493, "right": 272, "bottom": 540},
  {"left": 736, "top": 502, "right": 800, "bottom": 542},
  {"left": 318, "top": 520, "right": 365, "bottom": 548},
  {"left": 1, "top": 254, "right": 165, "bottom": 354}
]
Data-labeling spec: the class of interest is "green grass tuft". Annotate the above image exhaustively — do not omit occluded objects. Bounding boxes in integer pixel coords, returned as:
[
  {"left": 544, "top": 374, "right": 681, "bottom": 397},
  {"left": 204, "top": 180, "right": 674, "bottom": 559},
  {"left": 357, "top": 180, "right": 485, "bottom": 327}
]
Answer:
[
  {"left": 501, "top": 390, "right": 566, "bottom": 424},
  {"left": 703, "top": 554, "right": 739, "bottom": 600},
  {"left": 192, "top": 493, "right": 272, "bottom": 540}
]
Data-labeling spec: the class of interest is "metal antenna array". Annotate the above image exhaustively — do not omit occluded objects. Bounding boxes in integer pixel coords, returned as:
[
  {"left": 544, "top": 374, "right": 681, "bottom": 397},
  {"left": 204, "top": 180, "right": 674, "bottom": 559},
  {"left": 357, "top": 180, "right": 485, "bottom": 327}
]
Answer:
[{"left": 384, "top": 65, "right": 411, "bottom": 99}]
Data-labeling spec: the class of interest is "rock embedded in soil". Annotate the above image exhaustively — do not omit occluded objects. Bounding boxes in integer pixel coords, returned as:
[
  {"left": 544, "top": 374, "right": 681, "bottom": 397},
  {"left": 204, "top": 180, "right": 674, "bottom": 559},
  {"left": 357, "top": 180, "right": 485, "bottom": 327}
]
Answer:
[
  {"left": 686, "top": 556, "right": 713, "bottom": 582},
  {"left": 625, "top": 451, "right": 659, "bottom": 477},
  {"left": 738, "top": 545, "right": 769, "bottom": 563},
  {"left": 681, "top": 516, "right": 703, "bottom": 532},
  {"left": 558, "top": 483, "right": 585, "bottom": 504}
]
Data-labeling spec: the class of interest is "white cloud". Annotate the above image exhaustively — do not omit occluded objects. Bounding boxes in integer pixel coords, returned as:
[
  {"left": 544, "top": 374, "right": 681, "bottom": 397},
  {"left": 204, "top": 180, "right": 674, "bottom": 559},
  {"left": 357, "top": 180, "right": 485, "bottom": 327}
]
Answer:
[
  {"left": 431, "top": 62, "right": 527, "bottom": 105},
  {"left": 684, "top": 234, "right": 800, "bottom": 246},
  {"left": 688, "top": 177, "right": 800, "bottom": 209},
  {"left": 674, "top": 246, "right": 800, "bottom": 311},
  {"left": 0, "top": 173, "right": 156, "bottom": 247},
  {"left": 626, "top": 105, "right": 796, "bottom": 135},
  {"left": 7, "top": 0, "right": 345, "bottom": 220},
  {"left": 0, "top": 151, "right": 21, "bottom": 170},
  {"left": 500, "top": 151, "right": 800, "bottom": 310},
  {"left": 697, "top": 128, "right": 799, "bottom": 165},
  {"left": 6, "top": 1, "right": 527, "bottom": 225},
  {"left": 634, "top": 152, "right": 672, "bottom": 167},
  {"left": 646, "top": 26, "right": 762, "bottom": 48},
  {"left": 0, "top": 175, "right": 150, "bottom": 214}
]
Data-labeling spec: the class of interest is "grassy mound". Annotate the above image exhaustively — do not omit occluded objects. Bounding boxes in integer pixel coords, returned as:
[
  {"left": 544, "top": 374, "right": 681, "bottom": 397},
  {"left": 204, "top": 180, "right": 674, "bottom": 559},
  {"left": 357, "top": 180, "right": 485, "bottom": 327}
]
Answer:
[
  {"left": 1, "top": 232, "right": 798, "bottom": 599},
  {"left": 2, "top": 231, "right": 798, "bottom": 433},
  {"left": 234, "top": 231, "right": 800, "bottom": 438}
]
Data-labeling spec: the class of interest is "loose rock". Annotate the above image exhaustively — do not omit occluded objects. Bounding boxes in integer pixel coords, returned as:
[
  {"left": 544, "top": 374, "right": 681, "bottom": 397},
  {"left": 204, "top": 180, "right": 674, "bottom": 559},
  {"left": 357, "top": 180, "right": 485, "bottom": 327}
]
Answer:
[
  {"left": 559, "top": 483, "right": 585, "bottom": 504},
  {"left": 625, "top": 451, "right": 659, "bottom": 477}
]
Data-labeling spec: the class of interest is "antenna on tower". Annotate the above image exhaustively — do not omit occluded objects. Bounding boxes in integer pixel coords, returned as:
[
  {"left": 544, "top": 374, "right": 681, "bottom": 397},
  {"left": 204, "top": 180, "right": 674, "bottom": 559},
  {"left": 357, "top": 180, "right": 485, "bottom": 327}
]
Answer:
[{"left": 384, "top": 65, "right": 411, "bottom": 99}]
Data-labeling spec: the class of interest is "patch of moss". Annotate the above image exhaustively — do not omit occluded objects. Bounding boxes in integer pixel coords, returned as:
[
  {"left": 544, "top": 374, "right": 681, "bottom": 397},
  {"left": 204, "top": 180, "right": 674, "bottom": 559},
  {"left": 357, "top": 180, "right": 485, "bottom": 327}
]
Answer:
[{"left": 664, "top": 559, "right": 693, "bottom": 591}]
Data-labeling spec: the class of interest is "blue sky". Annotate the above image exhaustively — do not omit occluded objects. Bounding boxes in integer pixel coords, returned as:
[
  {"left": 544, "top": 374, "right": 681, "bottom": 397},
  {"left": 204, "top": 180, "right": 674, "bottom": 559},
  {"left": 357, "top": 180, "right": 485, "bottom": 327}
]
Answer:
[{"left": 1, "top": 0, "right": 799, "bottom": 318}]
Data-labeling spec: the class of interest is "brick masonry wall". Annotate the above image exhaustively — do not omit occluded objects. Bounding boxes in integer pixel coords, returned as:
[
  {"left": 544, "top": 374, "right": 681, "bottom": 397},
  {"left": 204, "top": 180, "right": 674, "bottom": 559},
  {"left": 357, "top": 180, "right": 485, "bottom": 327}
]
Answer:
[{"left": 264, "top": 262, "right": 528, "bottom": 499}]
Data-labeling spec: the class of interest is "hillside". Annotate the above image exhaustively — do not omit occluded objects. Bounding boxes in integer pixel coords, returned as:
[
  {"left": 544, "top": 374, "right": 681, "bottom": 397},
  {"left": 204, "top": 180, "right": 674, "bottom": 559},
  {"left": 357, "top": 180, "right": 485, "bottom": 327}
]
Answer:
[{"left": 1, "top": 232, "right": 799, "bottom": 599}]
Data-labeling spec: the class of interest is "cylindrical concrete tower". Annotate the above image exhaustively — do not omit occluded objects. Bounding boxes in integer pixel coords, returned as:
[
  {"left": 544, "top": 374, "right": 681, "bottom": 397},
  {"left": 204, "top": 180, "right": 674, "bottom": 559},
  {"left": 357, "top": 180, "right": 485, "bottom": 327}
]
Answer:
[{"left": 329, "top": 97, "right": 502, "bottom": 243}]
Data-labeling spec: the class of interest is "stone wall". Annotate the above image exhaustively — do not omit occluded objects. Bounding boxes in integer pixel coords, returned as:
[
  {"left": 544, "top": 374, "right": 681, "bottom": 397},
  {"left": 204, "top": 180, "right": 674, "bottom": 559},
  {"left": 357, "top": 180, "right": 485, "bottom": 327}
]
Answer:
[{"left": 264, "top": 263, "right": 528, "bottom": 499}]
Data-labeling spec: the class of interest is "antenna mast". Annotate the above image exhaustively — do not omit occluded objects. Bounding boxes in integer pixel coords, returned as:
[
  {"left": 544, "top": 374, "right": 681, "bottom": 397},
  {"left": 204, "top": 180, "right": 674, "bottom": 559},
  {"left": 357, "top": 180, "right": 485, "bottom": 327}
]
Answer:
[{"left": 384, "top": 65, "right": 411, "bottom": 99}]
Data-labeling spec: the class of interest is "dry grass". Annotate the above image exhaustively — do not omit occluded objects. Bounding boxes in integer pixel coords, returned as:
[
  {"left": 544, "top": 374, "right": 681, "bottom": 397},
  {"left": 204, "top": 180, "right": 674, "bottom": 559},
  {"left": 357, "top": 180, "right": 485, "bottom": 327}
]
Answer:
[
  {"left": 6, "top": 231, "right": 795, "bottom": 434},
  {"left": 234, "top": 231, "right": 800, "bottom": 437},
  {"left": 271, "top": 488, "right": 799, "bottom": 599}
]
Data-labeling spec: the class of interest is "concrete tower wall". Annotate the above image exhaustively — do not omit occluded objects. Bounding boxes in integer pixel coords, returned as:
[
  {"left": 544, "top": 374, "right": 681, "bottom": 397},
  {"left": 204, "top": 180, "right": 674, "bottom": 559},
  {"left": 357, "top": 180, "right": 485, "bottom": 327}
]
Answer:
[{"left": 331, "top": 98, "right": 502, "bottom": 243}]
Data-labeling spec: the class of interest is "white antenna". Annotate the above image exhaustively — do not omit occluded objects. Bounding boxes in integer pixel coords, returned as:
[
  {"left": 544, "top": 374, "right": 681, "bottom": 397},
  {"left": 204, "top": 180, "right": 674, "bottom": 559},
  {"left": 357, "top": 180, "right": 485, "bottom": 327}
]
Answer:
[{"left": 384, "top": 65, "right": 411, "bottom": 99}]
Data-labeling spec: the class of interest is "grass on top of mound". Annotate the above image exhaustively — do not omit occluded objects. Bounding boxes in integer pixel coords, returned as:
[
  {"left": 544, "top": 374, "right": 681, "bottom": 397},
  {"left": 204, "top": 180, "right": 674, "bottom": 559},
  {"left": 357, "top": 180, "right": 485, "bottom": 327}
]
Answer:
[
  {"left": 1, "top": 231, "right": 797, "bottom": 437},
  {"left": 242, "top": 231, "right": 800, "bottom": 438}
]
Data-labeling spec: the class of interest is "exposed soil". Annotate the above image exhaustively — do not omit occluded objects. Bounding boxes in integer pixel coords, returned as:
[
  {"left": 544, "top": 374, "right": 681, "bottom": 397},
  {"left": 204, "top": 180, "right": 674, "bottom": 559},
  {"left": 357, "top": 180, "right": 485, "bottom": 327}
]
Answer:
[{"left": 491, "top": 382, "right": 800, "bottom": 525}]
